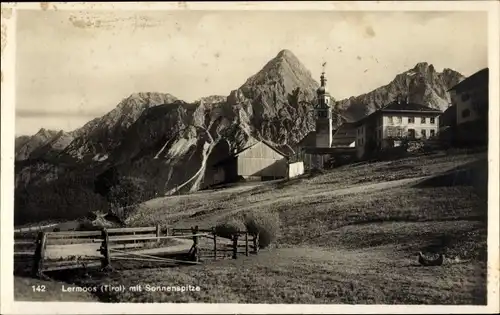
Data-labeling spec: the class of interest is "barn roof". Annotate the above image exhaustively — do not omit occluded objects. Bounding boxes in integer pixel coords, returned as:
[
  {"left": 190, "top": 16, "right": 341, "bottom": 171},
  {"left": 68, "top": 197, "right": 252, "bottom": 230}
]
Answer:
[{"left": 234, "top": 139, "right": 293, "bottom": 158}]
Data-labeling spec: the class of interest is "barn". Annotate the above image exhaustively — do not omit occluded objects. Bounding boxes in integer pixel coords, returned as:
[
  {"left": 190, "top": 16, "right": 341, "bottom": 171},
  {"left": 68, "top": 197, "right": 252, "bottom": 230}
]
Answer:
[{"left": 203, "top": 139, "right": 299, "bottom": 187}]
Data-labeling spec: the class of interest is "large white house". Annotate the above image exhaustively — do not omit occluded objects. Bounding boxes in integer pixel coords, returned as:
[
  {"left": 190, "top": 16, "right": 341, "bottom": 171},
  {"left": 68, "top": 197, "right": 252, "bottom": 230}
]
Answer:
[{"left": 353, "top": 97, "right": 442, "bottom": 159}]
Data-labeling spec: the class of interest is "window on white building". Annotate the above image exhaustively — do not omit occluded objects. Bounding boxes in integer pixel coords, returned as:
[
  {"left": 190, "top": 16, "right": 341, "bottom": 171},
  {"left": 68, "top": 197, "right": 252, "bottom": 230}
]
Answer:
[
  {"left": 430, "top": 117, "right": 435, "bottom": 124},
  {"left": 421, "top": 129, "right": 427, "bottom": 139},
  {"left": 430, "top": 129, "right": 435, "bottom": 137},
  {"left": 408, "top": 117, "right": 415, "bottom": 124},
  {"left": 421, "top": 117, "right": 426, "bottom": 124}
]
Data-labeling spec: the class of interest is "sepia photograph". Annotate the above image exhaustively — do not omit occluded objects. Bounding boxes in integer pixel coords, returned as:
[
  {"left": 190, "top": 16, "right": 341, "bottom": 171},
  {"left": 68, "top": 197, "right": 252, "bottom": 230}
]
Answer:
[{"left": 1, "top": 1, "right": 499, "bottom": 314}]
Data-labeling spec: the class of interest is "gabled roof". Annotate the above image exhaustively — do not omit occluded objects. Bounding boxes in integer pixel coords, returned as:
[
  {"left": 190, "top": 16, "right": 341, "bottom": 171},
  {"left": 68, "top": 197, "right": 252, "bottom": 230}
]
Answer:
[
  {"left": 381, "top": 101, "right": 442, "bottom": 113},
  {"left": 233, "top": 138, "right": 293, "bottom": 158},
  {"left": 331, "top": 122, "right": 356, "bottom": 146},
  {"left": 296, "top": 122, "right": 356, "bottom": 148},
  {"left": 297, "top": 131, "right": 316, "bottom": 148},
  {"left": 233, "top": 142, "right": 259, "bottom": 157},
  {"left": 353, "top": 100, "right": 442, "bottom": 126},
  {"left": 448, "top": 68, "right": 488, "bottom": 93},
  {"left": 269, "top": 142, "right": 296, "bottom": 157}
]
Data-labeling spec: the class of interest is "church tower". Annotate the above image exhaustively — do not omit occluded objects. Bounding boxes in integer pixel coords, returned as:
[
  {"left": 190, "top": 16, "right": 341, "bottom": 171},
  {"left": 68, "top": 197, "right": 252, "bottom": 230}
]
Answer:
[{"left": 315, "top": 64, "right": 333, "bottom": 148}]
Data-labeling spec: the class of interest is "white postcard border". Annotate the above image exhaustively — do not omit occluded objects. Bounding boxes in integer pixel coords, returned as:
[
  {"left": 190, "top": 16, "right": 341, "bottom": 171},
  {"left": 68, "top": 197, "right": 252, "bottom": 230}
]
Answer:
[{"left": 1, "top": 1, "right": 499, "bottom": 314}]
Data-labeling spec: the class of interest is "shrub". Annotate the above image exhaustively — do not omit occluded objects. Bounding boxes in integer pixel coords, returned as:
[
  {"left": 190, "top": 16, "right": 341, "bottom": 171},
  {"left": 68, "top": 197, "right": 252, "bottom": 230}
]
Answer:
[
  {"left": 214, "top": 219, "right": 245, "bottom": 239},
  {"left": 107, "top": 176, "right": 154, "bottom": 208},
  {"left": 243, "top": 210, "right": 281, "bottom": 249}
]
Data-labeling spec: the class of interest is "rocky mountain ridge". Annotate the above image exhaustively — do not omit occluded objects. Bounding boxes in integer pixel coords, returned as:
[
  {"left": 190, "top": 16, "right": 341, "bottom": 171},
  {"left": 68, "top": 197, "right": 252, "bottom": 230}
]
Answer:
[
  {"left": 337, "top": 62, "right": 464, "bottom": 121},
  {"left": 15, "top": 128, "right": 74, "bottom": 161},
  {"left": 16, "top": 58, "right": 464, "bottom": 162}
]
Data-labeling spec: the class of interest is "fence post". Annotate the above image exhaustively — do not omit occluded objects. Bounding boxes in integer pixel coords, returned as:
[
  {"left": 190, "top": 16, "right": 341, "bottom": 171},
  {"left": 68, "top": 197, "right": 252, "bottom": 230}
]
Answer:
[
  {"left": 256, "top": 233, "right": 260, "bottom": 253},
  {"left": 100, "top": 228, "right": 111, "bottom": 270},
  {"left": 245, "top": 232, "right": 249, "bottom": 257},
  {"left": 156, "top": 224, "right": 161, "bottom": 243},
  {"left": 212, "top": 227, "right": 217, "bottom": 260},
  {"left": 191, "top": 225, "right": 199, "bottom": 262},
  {"left": 252, "top": 233, "right": 260, "bottom": 254},
  {"left": 32, "top": 231, "right": 47, "bottom": 278},
  {"left": 232, "top": 233, "right": 239, "bottom": 259}
]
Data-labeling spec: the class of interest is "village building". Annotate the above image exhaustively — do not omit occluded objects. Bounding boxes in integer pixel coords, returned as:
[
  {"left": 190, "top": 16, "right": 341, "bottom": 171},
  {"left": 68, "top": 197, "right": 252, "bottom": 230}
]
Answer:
[
  {"left": 443, "top": 68, "right": 488, "bottom": 146},
  {"left": 203, "top": 138, "right": 304, "bottom": 188},
  {"left": 353, "top": 97, "right": 442, "bottom": 159}
]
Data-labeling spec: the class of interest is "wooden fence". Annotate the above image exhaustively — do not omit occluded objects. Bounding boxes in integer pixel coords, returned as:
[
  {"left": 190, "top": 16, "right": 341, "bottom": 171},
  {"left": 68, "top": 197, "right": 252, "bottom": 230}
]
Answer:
[
  {"left": 171, "top": 226, "right": 260, "bottom": 260},
  {"left": 14, "top": 223, "right": 59, "bottom": 233},
  {"left": 14, "top": 224, "right": 260, "bottom": 279}
]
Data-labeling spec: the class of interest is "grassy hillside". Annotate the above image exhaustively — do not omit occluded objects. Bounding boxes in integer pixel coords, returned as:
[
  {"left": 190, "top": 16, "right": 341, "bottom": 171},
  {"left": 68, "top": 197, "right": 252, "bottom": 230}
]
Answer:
[
  {"left": 126, "top": 150, "right": 485, "bottom": 230},
  {"left": 16, "top": 150, "right": 488, "bottom": 304}
]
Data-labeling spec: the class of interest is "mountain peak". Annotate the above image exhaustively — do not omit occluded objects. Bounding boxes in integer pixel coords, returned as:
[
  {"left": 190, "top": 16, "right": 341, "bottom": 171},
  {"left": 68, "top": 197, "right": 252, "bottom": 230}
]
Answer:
[
  {"left": 241, "top": 49, "right": 318, "bottom": 91},
  {"left": 338, "top": 62, "right": 465, "bottom": 121},
  {"left": 412, "top": 62, "right": 435, "bottom": 73},
  {"left": 35, "top": 128, "right": 59, "bottom": 137},
  {"left": 276, "top": 49, "right": 297, "bottom": 60}
]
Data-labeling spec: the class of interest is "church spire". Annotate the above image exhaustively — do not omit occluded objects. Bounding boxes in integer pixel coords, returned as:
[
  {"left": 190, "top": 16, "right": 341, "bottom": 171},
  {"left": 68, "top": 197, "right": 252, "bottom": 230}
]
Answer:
[
  {"left": 320, "top": 62, "right": 327, "bottom": 88},
  {"left": 315, "top": 63, "right": 333, "bottom": 148},
  {"left": 317, "top": 62, "right": 328, "bottom": 96}
]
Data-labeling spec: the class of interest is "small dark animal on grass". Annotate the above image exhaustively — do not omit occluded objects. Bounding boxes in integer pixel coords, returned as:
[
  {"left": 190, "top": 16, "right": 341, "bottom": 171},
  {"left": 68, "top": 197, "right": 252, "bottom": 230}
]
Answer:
[{"left": 418, "top": 251, "right": 445, "bottom": 266}]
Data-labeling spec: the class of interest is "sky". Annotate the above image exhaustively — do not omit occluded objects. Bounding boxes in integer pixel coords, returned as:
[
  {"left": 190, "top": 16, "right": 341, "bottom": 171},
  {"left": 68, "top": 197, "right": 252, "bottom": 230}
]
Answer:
[{"left": 15, "top": 9, "right": 488, "bottom": 136}]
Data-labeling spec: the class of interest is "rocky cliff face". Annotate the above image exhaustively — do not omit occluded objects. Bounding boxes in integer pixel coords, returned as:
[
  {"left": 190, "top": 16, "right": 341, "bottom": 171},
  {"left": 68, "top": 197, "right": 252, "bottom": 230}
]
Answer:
[
  {"left": 15, "top": 128, "right": 73, "bottom": 161},
  {"left": 14, "top": 50, "right": 465, "bottom": 224},
  {"left": 337, "top": 62, "right": 464, "bottom": 121}
]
